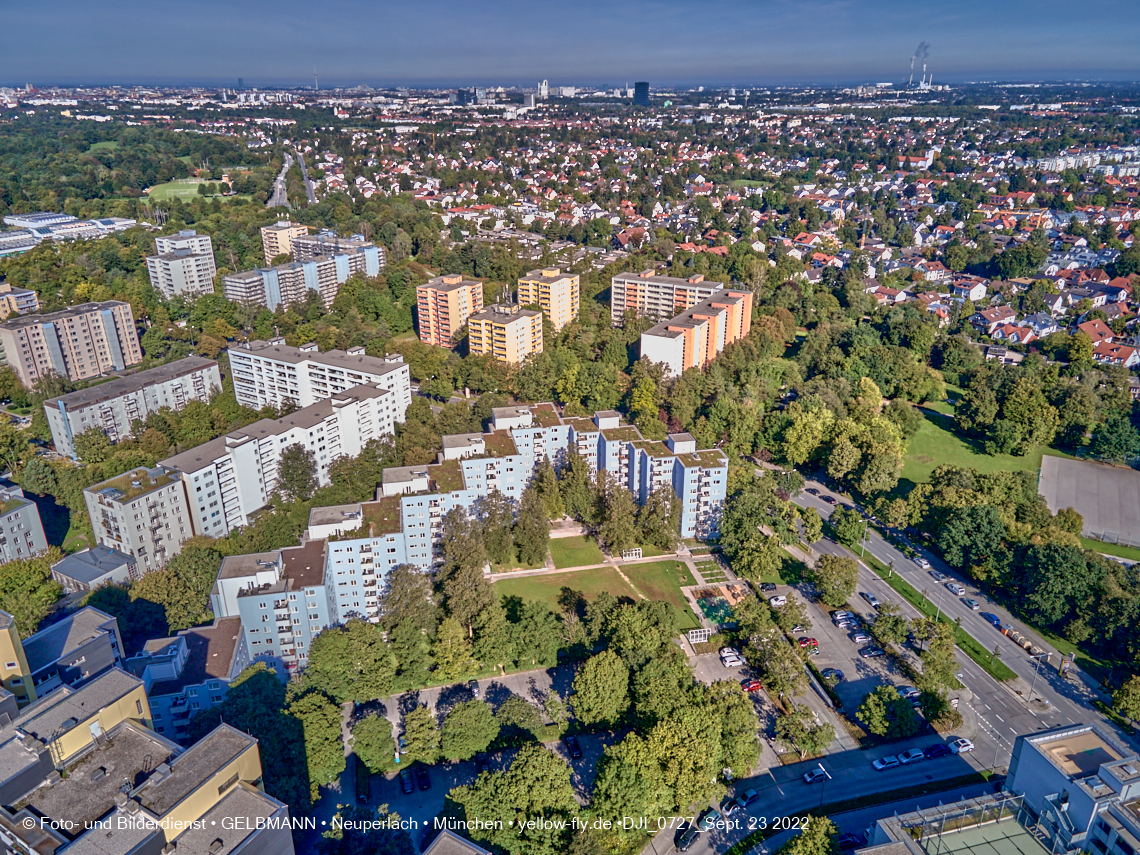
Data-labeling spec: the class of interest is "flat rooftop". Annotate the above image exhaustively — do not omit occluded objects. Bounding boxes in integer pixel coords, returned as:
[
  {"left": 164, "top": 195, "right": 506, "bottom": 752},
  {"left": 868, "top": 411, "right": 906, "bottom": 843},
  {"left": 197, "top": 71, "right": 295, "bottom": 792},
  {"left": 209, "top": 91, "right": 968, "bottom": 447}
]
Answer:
[
  {"left": 44, "top": 356, "right": 218, "bottom": 412},
  {"left": 442, "top": 433, "right": 484, "bottom": 450},
  {"left": 361, "top": 495, "right": 403, "bottom": 536},
  {"left": 612, "top": 270, "right": 727, "bottom": 289},
  {"left": 20, "top": 722, "right": 175, "bottom": 829},
  {"left": 1034, "top": 727, "right": 1124, "bottom": 777},
  {"left": 420, "top": 275, "right": 482, "bottom": 292},
  {"left": 164, "top": 784, "right": 283, "bottom": 854},
  {"left": 482, "top": 430, "right": 518, "bottom": 458},
  {"left": 15, "top": 670, "right": 143, "bottom": 745},
  {"left": 1038, "top": 455, "right": 1140, "bottom": 544},
  {"left": 147, "top": 618, "right": 243, "bottom": 697},
  {"left": 229, "top": 340, "right": 405, "bottom": 376},
  {"left": 0, "top": 300, "right": 129, "bottom": 331},
  {"left": 88, "top": 468, "right": 175, "bottom": 503},
  {"left": 49, "top": 547, "right": 135, "bottom": 585},
  {"left": 217, "top": 551, "right": 280, "bottom": 581},
  {"left": 21, "top": 607, "right": 114, "bottom": 675},
  {"left": 135, "top": 725, "right": 255, "bottom": 816},
  {"left": 914, "top": 817, "right": 1050, "bottom": 855},
  {"left": 430, "top": 459, "right": 464, "bottom": 492},
  {"left": 309, "top": 503, "right": 363, "bottom": 528},
  {"left": 280, "top": 540, "right": 326, "bottom": 589}
]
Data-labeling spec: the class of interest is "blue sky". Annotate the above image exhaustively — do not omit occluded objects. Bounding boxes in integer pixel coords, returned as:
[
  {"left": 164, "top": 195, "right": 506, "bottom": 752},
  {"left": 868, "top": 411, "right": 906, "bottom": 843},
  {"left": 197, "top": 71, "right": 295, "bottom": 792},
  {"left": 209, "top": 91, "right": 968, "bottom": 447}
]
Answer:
[{"left": 4, "top": 0, "right": 1139, "bottom": 88}]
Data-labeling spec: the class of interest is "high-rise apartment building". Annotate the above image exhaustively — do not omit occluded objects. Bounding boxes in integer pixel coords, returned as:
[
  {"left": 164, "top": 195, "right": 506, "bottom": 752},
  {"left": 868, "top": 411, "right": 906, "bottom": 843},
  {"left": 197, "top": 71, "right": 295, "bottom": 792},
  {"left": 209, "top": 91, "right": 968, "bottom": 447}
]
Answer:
[
  {"left": 0, "top": 482, "right": 48, "bottom": 562},
  {"left": 222, "top": 237, "right": 383, "bottom": 311},
  {"left": 517, "top": 267, "right": 579, "bottom": 331},
  {"left": 609, "top": 270, "right": 727, "bottom": 326},
  {"left": 227, "top": 338, "right": 411, "bottom": 414},
  {"left": 468, "top": 303, "right": 544, "bottom": 364},
  {"left": 0, "top": 300, "right": 141, "bottom": 387},
  {"left": 416, "top": 274, "right": 483, "bottom": 346},
  {"left": 260, "top": 219, "right": 310, "bottom": 263},
  {"left": 145, "top": 230, "right": 217, "bottom": 299},
  {"left": 44, "top": 355, "right": 222, "bottom": 459},
  {"left": 633, "top": 81, "right": 650, "bottom": 106},
  {"left": 0, "top": 669, "right": 295, "bottom": 855},
  {"left": 640, "top": 289, "right": 754, "bottom": 377},
  {"left": 0, "top": 281, "right": 39, "bottom": 319}
]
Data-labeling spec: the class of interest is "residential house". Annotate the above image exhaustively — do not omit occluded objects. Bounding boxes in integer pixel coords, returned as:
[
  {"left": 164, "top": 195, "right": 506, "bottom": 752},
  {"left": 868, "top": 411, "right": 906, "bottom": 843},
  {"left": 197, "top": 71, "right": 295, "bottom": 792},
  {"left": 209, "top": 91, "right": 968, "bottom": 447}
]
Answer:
[
  {"left": 972, "top": 306, "right": 1018, "bottom": 335},
  {"left": 1092, "top": 341, "right": 1139, "bottom": 368},
  {"left": 1077, "top": 318, "right": 1115, "bottom": 345}
]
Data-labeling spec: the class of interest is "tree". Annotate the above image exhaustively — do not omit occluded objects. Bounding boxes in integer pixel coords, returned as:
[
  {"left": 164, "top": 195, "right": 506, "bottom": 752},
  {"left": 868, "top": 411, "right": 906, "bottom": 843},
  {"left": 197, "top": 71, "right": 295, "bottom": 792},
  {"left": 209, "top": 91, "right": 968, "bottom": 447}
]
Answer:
[
  {"left": 799, "top": 506, "right": 823, "bottom": 544},
  {"left": 495, "top": 695, "right": 545, "bottom": 741},
  {"left": 938, "top": 505, "right": 1007, "bottom": 574},
  {"left": 914, "top": 618, "right": 958, "bottom": 691},
  {"left": 508, "top": 599, "right": 560, "bottom": 668},
  {"left": 317, "top": 804, "right": 415, "bottom": 855},
  {"left": 808, "top": 554, "right": 859, "bottom": 607},
  {"left": 747, "top": 629, "right": 807, "bottom": 700},
  {"left": 401, "top": 705, "right": 440, "bottom": 765},
  {"left": 559, "top": 448, "right": 598, "bottom": 523},
  {"left": 857, "top": 685, "right": 920, "bottom": 739},
  {"left": 775, "top": 704, "right": 836, "bottom": 759},
  {"left": 571, "top": 649, "right": 630, "bottom": 727},
  {"left": 287, "top": 686, "right": 347, "bottom": 799},
  {"left": 870, "top": 602, "right": 909, "bottom": 647},
  {"left": 277, "top": 443, "right": 317, "bottom": 501},
  {"left": 352, "top": 714, "right": 397, "bottom": 774},
  {"left": 637, "top": 487, "right": 681, "bottom": 551},
  {"left": 596, "top": 471, "right": 639, "bottom": 553},
  {"left": 378, "top": 564, "right": 439, "bottom": 634},
  {"left": 533, "top": 457, "right": 565, "bottom": 519},
  {"left": 476, "top": 490, "right": 515, "bottom": 566},
  {"left": 441, "top": 700, "right": 500, "bottom": 761},
  {"left": 304, "top": 619, "right": 396, "bottom": 702},
  {"left": 72, "top": 427, "right": 113, "bottom": 463},
  {"left": 514, "top": 484, "right": 551, "bottom": 566},
  {"left": 775, "top": 817, "right": 838, "bottom": 855},
  {"left": 829, "top": 506, "right": 865, "bottom": 548},
  {"left": 1091, "top": 414, "right": 1140, "bottom": 464},
  {"left": 438, "top": 536, "right": 494, "bottom": 637},
  {"left": 432, "top": 616, "right": 478, "bottom": 681},
  {"left": 0, "top": 547, "right": 63, "bottom": 636},
  {"left": 1113, "top": 675, "right": 1140, "bottom": 723},
  {"left": 544, "top": 689, "right": 570, "bottom": 734}
]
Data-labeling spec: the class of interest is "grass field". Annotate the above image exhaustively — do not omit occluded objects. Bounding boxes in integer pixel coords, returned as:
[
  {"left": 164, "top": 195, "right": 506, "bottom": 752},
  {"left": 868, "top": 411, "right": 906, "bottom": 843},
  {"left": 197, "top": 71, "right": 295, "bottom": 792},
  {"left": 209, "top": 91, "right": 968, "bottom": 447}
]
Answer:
[
  {"left": 85, "top": 141, "right": 119, "bottom": 154},
  {"left": 901, "top": 410, "right": 1067, "bottom": 485},
  {"left": 147, "top": 178, "right": 236, "bottom": 200},
  {"left": 494, "top": 567, "right": 639, "bottom": 607},
  {"left": 1081, "top": 538, "right": 1140, "bottom": 563},
  {"left": 622, "top": 561, "right": 700, "bottom": 629},
  {"left": 549, "top": 535, "right": 605, "bottom": 569}
]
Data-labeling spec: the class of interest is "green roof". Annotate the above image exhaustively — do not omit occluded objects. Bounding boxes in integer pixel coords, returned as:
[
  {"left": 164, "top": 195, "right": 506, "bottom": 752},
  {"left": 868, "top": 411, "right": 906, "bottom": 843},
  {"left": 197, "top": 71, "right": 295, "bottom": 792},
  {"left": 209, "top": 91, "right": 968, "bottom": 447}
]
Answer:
[
  {"left": 0, "top": 497, "right": 27, "bottom": 514},
  {"left": 430, "top": 459, "right": 464, "bottom": 492},
  {"left": 564, "top": 418, "right": 599, "bottom": 433},
  {"left": 602, "top": 426, "right": 642, "bottom": 442},
  {"left": 95, "top": 469, "right": 175, "bottom": 502},
  {"left": 483, "top": 431, "right": 518, "bottom": 458},
  {"left": 362, "top": 496, "right": 403, "bottom": 536},
  {"left": 679, "top": 450, "right": 728, "bottom": 469},
  {"left": 632, "top": 440, "right": 674, "bottom": 459},
  {"left": 531, "top": 405, "right": 562, "bottom": 427}
]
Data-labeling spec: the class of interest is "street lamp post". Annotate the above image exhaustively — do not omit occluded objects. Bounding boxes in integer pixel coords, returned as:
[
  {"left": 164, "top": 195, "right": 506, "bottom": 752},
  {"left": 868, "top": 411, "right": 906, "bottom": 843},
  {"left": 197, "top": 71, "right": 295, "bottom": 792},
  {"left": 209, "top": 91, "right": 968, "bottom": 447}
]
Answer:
[
  {"left": 860, "top": 519, "right": 869, "bottom": 558},
  {"left": 934, "top": 580, "right": 948, "bottom": 622},
  {"left": 1027, "top": 652, "right": 1050, "bottom": 703},
  {"left": 817, "top": 763, "right": 832, "bottom": 809}
]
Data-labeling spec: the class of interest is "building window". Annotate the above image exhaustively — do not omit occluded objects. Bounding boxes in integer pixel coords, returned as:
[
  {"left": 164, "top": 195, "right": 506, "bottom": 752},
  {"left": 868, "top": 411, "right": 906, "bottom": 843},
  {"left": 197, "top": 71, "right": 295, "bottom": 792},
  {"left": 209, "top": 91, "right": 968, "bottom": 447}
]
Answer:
[{"left": 136, "top": 699, "right": 143, "bottom": 714}]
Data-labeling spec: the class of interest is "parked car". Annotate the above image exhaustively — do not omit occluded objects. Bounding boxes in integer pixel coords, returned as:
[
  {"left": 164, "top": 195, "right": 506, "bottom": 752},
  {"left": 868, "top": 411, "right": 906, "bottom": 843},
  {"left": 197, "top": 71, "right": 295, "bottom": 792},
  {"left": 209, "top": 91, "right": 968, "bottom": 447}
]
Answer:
[
  {"left": 837, "top": 833, "right": 866, "bottom": 850},
  {"left": 924, "top": 743, "right": 952, "bottom": 759},
  {"left": 873, "top": 755, "right": 900, "bottom": 770},
  {"left": 899, "top": 748, "right": 925, "bottom": 765},
  {"left": 416, "top": 765, "right": 431, "bottom": 791},
  {"left": 798, "top": 637, "right": 819, "bottom": 648},
  {"left": 677, "top": 824, "right": 701, "bottom": 852},
  {"left": 860, "top": 646, "right": 887, "bottom": 658},
  {"left": 929, "top": 570, "right": 947, "bottom": 582},
  {"left": 399, "top": 767, "right": 415, "bottom": 794},
  {"left": 822, "top": 495, "right": 837, "bottom": 505},
  {"left": 821, "top": 668, "right": 844, "bottom": 681},
  {"left": 946, "top": 582, "right": 966, "bottom": 596},
  {"left": 565, "top": 735, "right": 582, "bottom": 759},
  {"left": 980, "top": 612, "right": 1002, "bottom": 627},
  {"left": 896, "top": 686, "right": 920, "bottom": 699},
  {"left": 962, "top": 598, "right": 981, "bottom": 611},
  {"left": 736, "top": 789, "right": 760, "bottom": 807},
  {"left": 808, "top": 646, "right": 821, "bottom": 656},
  {"left": 769, "top": 595, "right": 788, "bottom": 607},
  {"left": 806, "top": 488, "right": 820, "bottom": 496},
  {"left": 950, "top": 738, "right": 975, "bottom": 754},
  {"left": 861, "top": 592, "right": 881, "bottom": 609},
  {"left": 698, "top": 808, "right": 722, "bottom": 831},
  {"left": 721, "top": 653, "right": 744, "bottom": 667},
  {"left": 722, "top": 796, "right": 741, "bottom": 816},
  {"left": 831, "top": 610, "right": 853, "bottom": 621},
  {"left": 469, "top": 680, "right": 481, "bottom": 698},
  {"left": 851, "top": 632, "right": 872, "bottom": 643},
  {"left": 803, "top": 767, "right": 828, "bottom": 784},
  {"left": 759, "top": 582, "right": 777, "bottom": 592},
  {"left": 741, "top": 679, "right": 763, "bottom": 692},
  {"left": 913, "top": 556, "right": 931, "bottom": 569},
  {"left": 791, "top": 625, "right": 806, "bottom": 633}
]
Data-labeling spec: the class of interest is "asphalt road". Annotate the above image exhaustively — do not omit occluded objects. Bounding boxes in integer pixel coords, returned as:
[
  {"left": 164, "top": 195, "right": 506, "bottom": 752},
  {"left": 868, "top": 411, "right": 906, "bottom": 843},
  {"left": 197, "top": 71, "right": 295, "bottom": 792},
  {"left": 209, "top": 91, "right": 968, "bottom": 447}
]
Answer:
[
  {"left": 266, "top": 153, "right": 292, "bottom": 208},
  {"left": 294, "top": 148, "right": 318, "bottom": 204}
]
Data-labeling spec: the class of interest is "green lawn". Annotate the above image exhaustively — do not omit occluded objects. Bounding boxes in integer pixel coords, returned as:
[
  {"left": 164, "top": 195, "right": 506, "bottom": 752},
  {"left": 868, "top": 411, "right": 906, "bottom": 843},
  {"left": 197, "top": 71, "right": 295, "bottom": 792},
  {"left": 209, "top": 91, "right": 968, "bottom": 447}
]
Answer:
[
  {"left": 549, "top": 535, "right": 605, "bottom": 569},
  {"left": 147, "top": 178, "right": 237, "bottom": 201},
  {"left": 86, "top": 141, "right": 119, "bottom": 153},
  {"left": 901, "top": 411, "right": 1067, "bottom": 485},
  {"left": 1081, "top": 538, "right": 1140, "bottom": 563},
  {"left": 494, "top": 567, "right": 639, "bottom": 607},
  {"left": 622, "top": 561, "right": 700, "bottom": 629}
]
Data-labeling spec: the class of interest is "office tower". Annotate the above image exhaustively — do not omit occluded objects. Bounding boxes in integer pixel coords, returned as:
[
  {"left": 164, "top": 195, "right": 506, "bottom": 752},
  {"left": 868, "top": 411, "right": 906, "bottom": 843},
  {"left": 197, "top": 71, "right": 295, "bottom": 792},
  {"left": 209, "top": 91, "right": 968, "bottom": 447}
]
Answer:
[
  {"left": 517, "top": 267, "right": 580, "bottom": 331},
  {"left": 0, "top": 281, "right": 40, "bottom": 319},
  {"left": 467, "top": 304, "right": 544, "bottom": 364},
  {"left": 260, "top": 220, "right": 310, "bottom": 263},
  {"left": 227, "top": 338, "right": 411, "bottom": 414},
  {"left": 634, "top": 81, "right": 650, "bottom": 105},
  {"left": 609, "top": 270, "right": 727, "bottom": 326},
  {"left": 146, "top": 230, "right": 217, "bottom": 299},
  {"left": 0, "top": 482, "right": 48, "bottom": 562},
  {"left": 44, "top": 356, "right": 222, "bottom": 459},
  {"left": 639, "top": 290, "right": 754, "bottom": 377},
  {"left": 0, "top": 300, "right": 141, "bottom": 387},
  {"left": 416, "top": 274, "right": 484, "bottom": 347}
]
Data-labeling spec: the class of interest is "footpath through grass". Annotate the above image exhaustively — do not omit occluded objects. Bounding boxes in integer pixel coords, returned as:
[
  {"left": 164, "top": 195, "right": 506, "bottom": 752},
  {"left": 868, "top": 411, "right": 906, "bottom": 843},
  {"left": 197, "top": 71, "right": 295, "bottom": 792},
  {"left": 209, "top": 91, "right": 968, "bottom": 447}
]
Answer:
[
  {"left": 862, "top": 554, "right": 1017, "bottom": 682},
  {"left": 1081, "top": 537, "right": 1140, "bottom": 563}
]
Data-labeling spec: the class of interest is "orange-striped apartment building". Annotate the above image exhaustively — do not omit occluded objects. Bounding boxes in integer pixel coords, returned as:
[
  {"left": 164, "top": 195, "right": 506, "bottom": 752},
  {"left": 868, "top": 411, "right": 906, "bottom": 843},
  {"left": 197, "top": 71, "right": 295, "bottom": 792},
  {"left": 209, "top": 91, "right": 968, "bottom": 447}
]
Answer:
[
  {"left": 609, "top": 270, "right": 727, "bottom": 326},
  {"left": 638, "top": 290, "right": 753, "bottom": 377}
]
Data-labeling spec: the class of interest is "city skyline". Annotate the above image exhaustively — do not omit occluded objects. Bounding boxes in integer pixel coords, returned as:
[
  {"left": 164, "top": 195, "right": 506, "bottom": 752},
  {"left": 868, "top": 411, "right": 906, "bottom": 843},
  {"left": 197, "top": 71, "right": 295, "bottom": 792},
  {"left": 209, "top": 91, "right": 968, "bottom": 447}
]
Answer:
[{"left": 4, "top": 0, "right": 1139, "bottom": 88}]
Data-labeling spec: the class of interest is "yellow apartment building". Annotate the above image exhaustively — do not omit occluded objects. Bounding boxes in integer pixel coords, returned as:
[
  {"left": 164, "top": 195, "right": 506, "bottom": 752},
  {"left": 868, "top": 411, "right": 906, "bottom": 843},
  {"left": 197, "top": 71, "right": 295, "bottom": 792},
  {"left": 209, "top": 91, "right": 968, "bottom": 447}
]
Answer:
[
  {"left": 468, "top": 304, "right": 544, "bottom": 364},
  {"left": 517, "top": 267, "right": 580, "bottom": 331}
]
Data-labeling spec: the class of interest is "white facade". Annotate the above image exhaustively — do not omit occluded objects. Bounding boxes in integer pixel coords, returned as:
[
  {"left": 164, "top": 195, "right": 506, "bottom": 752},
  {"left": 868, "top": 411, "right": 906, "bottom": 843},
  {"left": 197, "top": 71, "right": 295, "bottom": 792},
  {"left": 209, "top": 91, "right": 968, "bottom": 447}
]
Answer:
[
  {"left": 154, "top": 230, "right": 213, "bottom": 256},
  {"left": 227, "top": 338, "right": 411, "bottom": 418},
  {"left": 84, "top": 468, "right": 197, "bottom": 573},
  {"left": 638, "top": 331, "right": 686, "bottom": 378},
  {"left": 45, "top": 356, "right": 222, "bottom": 459},
  {"left": 146, "top": 231, "right": 217, "bottom": 299}
]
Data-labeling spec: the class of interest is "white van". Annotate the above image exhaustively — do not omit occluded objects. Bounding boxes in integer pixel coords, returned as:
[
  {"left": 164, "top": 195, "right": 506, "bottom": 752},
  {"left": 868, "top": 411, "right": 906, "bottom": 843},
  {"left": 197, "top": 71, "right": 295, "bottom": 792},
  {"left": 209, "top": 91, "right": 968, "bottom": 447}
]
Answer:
[{"left": 769, "top": 595, "right": 788, "bottom": 607}]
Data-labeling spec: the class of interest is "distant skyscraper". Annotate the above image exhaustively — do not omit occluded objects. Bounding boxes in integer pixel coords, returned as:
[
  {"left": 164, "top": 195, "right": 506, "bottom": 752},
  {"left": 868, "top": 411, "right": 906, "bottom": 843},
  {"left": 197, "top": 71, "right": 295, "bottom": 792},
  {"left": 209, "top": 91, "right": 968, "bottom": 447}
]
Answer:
[
  {"left": 538, "top": 79, "right": 549, "bottom": 99},
  {"left": 238, "top": 77, "right": 244, "bottom": 88},
  {"left": 634, "top": 81, "right": 650, "bottom": 106}
]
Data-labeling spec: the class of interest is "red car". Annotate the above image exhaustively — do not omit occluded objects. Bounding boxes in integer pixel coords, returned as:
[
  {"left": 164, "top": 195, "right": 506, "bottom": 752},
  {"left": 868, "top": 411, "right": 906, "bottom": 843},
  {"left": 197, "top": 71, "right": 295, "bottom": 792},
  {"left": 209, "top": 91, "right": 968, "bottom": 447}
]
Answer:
[
  {"left": 798, "top": 637, "right": 819, "bottom": 648},
  {"left": 741, "top": 679, "right": 763, "bottom": 693}
]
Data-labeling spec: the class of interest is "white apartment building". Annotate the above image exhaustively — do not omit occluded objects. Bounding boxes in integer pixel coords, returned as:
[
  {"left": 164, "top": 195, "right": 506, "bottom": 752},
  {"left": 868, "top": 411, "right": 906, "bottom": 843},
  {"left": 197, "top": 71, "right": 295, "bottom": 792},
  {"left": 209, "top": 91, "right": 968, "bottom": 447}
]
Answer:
[
  {"left": 44, "top": 356, "right": 222, "bottom": 459},
  {"left": 227, "top": 338, "right": 411, "bottom": 417},
  {"left": 609, "top": 270, "right": 727, "bottom": 326},
  {"left": 145, "top": 230, "right": 217, "bottom": 299}
]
